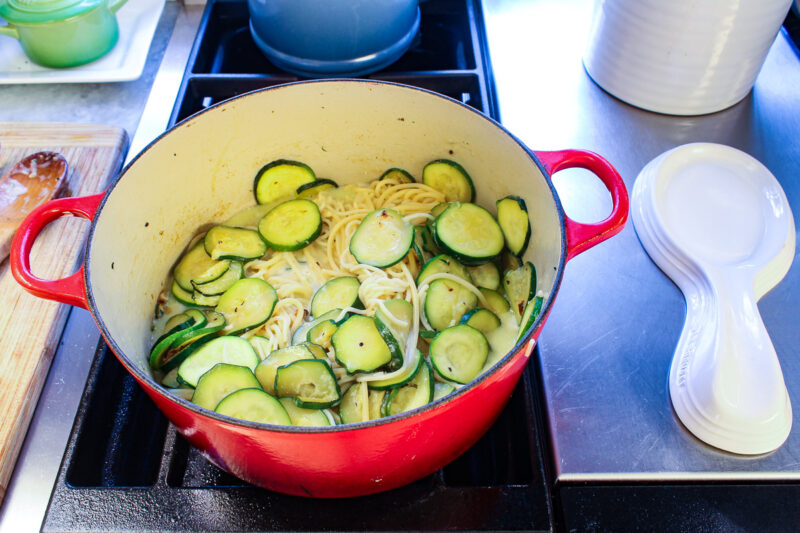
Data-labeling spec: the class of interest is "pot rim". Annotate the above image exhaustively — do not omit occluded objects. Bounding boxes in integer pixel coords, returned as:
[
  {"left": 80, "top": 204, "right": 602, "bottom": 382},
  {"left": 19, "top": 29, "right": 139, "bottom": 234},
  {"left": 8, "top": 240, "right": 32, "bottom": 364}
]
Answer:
[{"left": 84, "top": 78, "right": 569, "bottom": 434}]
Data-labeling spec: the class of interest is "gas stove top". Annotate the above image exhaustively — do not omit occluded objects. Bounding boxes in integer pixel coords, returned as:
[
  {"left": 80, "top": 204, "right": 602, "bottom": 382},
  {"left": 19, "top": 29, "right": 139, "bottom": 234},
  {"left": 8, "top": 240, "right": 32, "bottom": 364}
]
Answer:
[{"left": 39, "top": 1, "right": 553, "bottom": 531}]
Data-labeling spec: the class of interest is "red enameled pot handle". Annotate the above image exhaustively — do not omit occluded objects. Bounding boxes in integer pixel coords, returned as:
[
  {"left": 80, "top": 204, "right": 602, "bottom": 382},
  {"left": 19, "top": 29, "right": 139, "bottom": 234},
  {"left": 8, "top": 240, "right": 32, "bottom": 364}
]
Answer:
[
  {"left": 534, "top": 149, "right": 629, "bottom": 261},
  {"left": 10, "top": 193, "right": 104, "bottom": 310}
]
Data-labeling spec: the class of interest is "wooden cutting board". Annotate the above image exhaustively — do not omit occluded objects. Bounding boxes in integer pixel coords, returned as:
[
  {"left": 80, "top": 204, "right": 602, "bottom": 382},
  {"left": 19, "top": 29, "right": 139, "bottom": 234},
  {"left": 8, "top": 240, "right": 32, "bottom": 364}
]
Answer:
[{"left": 0, "top": 122, "right": 128, "bottom": 504}]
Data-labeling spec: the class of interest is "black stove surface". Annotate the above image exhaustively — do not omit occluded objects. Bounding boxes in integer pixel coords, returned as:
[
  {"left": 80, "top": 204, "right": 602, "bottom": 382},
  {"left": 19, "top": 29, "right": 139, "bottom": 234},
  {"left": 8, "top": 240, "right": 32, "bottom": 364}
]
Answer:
[{"left": 41, "top": 1, "right": 553, "bottom": 532}]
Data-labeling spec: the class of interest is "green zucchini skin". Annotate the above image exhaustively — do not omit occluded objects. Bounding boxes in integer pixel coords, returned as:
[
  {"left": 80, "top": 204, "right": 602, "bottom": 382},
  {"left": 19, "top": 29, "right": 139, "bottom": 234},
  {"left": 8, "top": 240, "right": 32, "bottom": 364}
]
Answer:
[
  {"left": 424, "top": 278, "right": 478, "bottom": 331},
  {"left": 384, "top": 360, "right": 434, "bottom": 416},
  {"left": 349, "top": 208, "right": 414, "bottom": 268},
  {"left": 191, "top": 363, "right": 261, "bottom": 411},
  {"left": 173, "top": 243, "right": 231, "bottom": 291},
  {"left": 310, "top": 276, "right": 363, "bottom": 318},
  {"left": 193, "top": 262, "right": 244, "bottom": 296},
  {"left": 297, "top": 178, "right": 338, "bottom": 199},
  {"left": 215, "top": 278, "right": 278, "bottom": 336},
  {"left": 459, "top": 307, "right": 501, "bottom": 334},
  {"left": 496, "top": 195, "right": 531, "bottom": 257},
  {"left": 258, "top": 198, "right": 322, "bottom": 252},
  {"left": 216, "top": 388, "right": 292, "bottom": 425},
  {"left": 204, "top": 226, "right": 267, "bottom": 261},
  {"left": 177, "top": 336, "right": 260, "bottom": 388},
  {"left": 429, "top": 324, "right": 489, "bottom": 384},
  {"left": 422, "top": 159, "right": 475, "bottom": 202},
  {"left": 517, "top": 295, "right": 544, "bottom": 342},
  {"left": 378, "top": 167, "right": 415, "bottom": 183},
  {"left": 275, "top": 359, "right": 341, "bottom": 409},
  {"left": 332, "top": 315, "right": 393, "bottom": 374},
  {"left": 432, "top": 202, "right": 505, "bottom": 266},
  {"left": 253, "top": 159, "right": 315, "bottom": 204}
]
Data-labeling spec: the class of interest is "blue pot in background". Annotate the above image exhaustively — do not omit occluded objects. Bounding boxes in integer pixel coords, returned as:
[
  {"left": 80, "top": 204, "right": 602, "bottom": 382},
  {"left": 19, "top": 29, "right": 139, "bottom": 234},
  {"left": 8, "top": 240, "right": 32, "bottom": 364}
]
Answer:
[{"left": 247, "top": 0, "right": 420, "bottom": 77}]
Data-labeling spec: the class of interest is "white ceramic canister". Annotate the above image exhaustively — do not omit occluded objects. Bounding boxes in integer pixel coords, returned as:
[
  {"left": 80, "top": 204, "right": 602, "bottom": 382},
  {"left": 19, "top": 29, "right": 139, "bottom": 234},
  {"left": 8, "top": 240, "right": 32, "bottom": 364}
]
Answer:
[{"left": 583, "top": 0, "right": 793, "bottom": 116}]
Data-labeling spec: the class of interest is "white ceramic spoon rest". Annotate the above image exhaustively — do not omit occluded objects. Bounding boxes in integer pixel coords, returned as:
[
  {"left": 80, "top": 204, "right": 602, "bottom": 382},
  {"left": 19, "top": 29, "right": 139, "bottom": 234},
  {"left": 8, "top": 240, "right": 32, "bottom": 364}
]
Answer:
[{"left": 632, "top": 143, "right": 795, "bottom": 455}]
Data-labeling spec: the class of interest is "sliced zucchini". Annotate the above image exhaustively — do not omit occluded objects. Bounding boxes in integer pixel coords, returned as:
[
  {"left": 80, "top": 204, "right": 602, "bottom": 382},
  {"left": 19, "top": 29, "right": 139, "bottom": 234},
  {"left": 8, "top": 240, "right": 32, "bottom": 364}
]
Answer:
[
  {"left": 416, "top": 254, "right": 472, "bottom": 287},
  {"left": 374, "top": 316, "right": 404, "bottom": 371},
  {"left": 172, "top": 280, "right": 201, "bottom": 307},
  {"left": 279, "top": 397, "right": 332, "bottom": 426},
  {"left": 254, "top": 344, "right": 316, "bottom": 395},
  {"left": 422, "top": 159, "right": 475, "bottom": 202},
  {"left": 258, "top": 198, "right": 322, "bottom": 252},
  {"left": 419, "top": 329, "right": 437, "bottom": 340},
  {"left": 339, "top": 381, "right": 370, "bottom": 424},
  {"left": 193, "top": 261, "right": 244, "bottom": 296},
  {"left": 204, "top": 226, "right": 267, "bottom": 261},
  {"left": 152, "top": 312, "right": 194, "bottom": 351},
  {"left": 191, "top": 362, "right": 261, "bottom": 411},
  {"left": 429, "top": 202, "right": 450, "bottom": 219},
  {"left": 433, "top": 202, "right": 504, "bottom": 265},
  {"left": 459, "top": 307, "right": 501, "bottom": 334},
  {"left": 368, "top": 389, "right": 386, "bottom": 420},
  {"left": 421, "top": 222, "right": 440, "bottom": 256},
  {"left": 306, "top": 319, "right": 338, "bottom": 350},
  {"left": 154, "top": 311, "right": 226, "bottom": 372},
  {"left": 366, "top": 348, "right": 422, "bottom": 390},
  {"left": 349, "top": 208, "right": 414, "bottom": 268},
  {"left": 215, "top": 388, "right": 292, "bottom": 425},
  {"left": 429, "top": 324, "right": 489, "bottom": 384},
  {"left": 503, "top": 261, "right": 536, "bottom": 320},
  {"left": 378, "top": 167, "right": 415, "bottom": 183},
  {"left": 296, "top": 178, "right": 338, "bottom": 198},
  {"left": 424, "top": 278, "right": 478, "bottom": 331},
  {"left": 479, "top": 287, "right": 511, "bottom": 316},
  {"left": 275, "top": 359, "right": 341, "bottom": 409},
  {"left": 191, "top": 290, "right": 221, "bottom": 307},
  {"left": 173, "top": 243, "right": 231, "bottom": 291},
  {"left": 215, "top": 278, "right": 278, "bottom": 336},
  {"left": 413, "top": 226, "right": 431, "bottom": 263},
  {"left": 517, "top": 295, "right": 544, "bottom": 341},
  {"left": 384, "top": 360, "right": 434, "bottom": 416},
  {"left": 254, "top": 159, "right": 315, "bottom": 204},
  {"left": 292, "top": 308, "right": 342, "bottom": 345},
  {"left": 467, "top": 262, "right": 501, "bottom": 290},
  {"left": 310, "top": 276, "right": 362, "bottom": 318},
  {"left": 332, "top": 315, "right": 392, "bottom": 374},
  {"left": 149, "top": 309, "right": 207, "bottom": 369},
  {"left": 433, "top": 382, "right": 457, "bottom": 401},
  {"left": 302, "top": 341, "right": 328, "bottom": 360},
  {"left": 224, "top": 202, "right": 278, "bottom": 228},
  {"left": 496, "top": 195, "right": 531, "bottom": 257},
  {"left": 177, "top": 335, "right": 259, "bottom": 388}
]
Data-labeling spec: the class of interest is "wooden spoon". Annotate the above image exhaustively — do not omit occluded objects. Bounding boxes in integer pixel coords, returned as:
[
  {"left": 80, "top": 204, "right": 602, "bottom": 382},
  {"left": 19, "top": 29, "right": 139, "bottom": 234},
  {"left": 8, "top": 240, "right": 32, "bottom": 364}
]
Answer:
[{"left": 0, "top": 151, "right": 68, "bottom": 260}]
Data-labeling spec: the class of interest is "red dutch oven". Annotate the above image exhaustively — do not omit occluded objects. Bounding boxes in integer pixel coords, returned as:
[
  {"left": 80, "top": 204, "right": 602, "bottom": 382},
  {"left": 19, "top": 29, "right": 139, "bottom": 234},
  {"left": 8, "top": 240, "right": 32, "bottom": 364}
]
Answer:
[{"left": 11, "top": 80, "right": 627, "bottom": 498}]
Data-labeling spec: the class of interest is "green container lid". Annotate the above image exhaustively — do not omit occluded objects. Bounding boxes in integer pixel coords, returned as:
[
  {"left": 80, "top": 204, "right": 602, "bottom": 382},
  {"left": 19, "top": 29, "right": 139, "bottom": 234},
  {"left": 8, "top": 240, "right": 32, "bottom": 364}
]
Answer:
[{"left": 0, "top": 0, "right": 103, "bottom": 24}]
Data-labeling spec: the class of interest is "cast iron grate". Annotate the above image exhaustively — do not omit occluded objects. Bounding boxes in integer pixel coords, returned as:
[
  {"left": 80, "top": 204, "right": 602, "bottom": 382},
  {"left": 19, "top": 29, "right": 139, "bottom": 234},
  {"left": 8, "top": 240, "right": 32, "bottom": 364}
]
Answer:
[{"left": 42, "top": 0, "right": 551, "bottom": 530}]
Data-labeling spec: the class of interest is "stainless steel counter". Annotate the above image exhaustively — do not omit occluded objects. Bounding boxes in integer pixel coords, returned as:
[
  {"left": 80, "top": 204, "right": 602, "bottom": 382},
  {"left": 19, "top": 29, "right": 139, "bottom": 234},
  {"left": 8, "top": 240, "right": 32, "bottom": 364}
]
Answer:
[
  {"left": 1, "top": 0, "right": 800, "bottom": 531},
  {"left": 483, "top": 0, "right": 800, "bottom": 481}
]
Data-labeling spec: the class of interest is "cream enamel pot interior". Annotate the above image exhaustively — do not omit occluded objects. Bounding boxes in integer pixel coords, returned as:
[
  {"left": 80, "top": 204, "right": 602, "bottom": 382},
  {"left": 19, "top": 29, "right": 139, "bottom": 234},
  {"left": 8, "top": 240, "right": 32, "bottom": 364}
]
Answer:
[{"left": 11, "top": 80, "right": 628, "bottom": 498}]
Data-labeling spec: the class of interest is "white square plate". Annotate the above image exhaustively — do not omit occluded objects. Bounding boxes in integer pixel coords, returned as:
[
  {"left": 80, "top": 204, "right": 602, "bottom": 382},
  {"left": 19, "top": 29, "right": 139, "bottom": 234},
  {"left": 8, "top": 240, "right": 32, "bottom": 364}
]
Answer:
[{"left": 0, "top": 0, "right": 166, "bottom": 84}]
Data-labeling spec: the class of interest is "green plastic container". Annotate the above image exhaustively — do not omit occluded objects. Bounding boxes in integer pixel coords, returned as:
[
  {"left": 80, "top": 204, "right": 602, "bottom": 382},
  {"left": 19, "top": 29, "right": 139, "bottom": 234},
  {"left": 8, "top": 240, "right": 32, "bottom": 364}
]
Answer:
[{"left": 0, "top": 0, "right": 129, "bottom": 68}]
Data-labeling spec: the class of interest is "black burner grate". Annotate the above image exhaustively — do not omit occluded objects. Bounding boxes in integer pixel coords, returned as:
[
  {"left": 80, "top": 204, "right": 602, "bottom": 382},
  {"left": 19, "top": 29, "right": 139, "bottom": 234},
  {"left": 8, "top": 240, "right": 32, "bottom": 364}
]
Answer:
[{"left": 42, "top": 1, "right": 552, "bottom": 531}]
